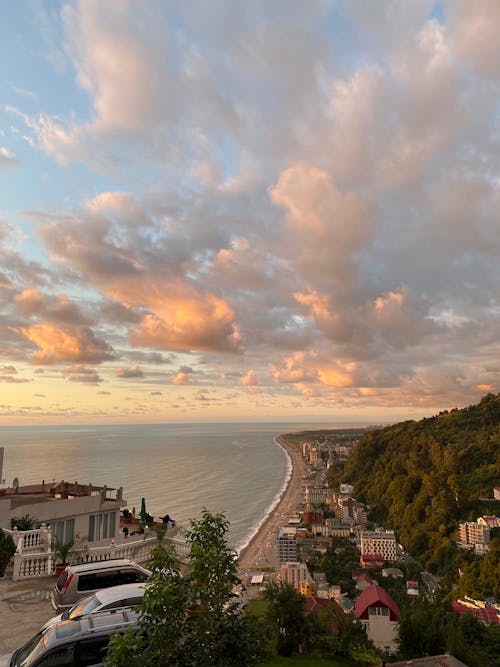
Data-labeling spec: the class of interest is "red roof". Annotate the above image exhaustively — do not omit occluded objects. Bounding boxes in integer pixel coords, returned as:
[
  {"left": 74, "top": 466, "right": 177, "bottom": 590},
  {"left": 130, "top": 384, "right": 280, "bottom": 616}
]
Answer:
[
  {"left": 451, "top": 601, "right": 500, "bottom": 624},
  {"left": 355, "top": 583, "right": 400, "bottom": 621},
  {"left": 305, "top": 597, "right": 339, "bottom": 634}
]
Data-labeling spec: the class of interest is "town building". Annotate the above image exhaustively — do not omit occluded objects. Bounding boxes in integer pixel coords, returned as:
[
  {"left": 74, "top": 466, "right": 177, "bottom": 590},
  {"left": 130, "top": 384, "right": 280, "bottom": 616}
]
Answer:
[
  {"left": 457, "top": 521, "right": 490, "bottom": 553},
  {"left": 355, "top": 583, "right": 400, "bottom": 652},
  {"left": 279, "top": 561, "right": 314, "bottom": 594},
  {"left": 277, "top": 527, "right": 298, "bottom": 564},
  {"left": 360, "top": 530, "right": 397, "bottom": 562}
]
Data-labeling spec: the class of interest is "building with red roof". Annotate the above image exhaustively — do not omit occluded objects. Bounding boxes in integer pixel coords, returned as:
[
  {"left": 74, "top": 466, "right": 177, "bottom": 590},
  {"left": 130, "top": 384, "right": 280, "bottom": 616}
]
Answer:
[
  {"left": 451, "top": 600, "right": 500, "bottom": 624},
  {"left": 355, "top": 583, "right": 400, "bottom": 651}
]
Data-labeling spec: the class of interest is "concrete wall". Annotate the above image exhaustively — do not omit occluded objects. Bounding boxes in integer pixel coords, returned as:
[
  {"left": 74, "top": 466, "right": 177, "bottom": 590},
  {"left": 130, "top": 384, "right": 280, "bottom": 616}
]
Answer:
[
  {"left": 9, "top": 495, "right": 123, "bottom": 544},
  {"left": 0, "top": 498, "right": 11, "bottom": 530}
]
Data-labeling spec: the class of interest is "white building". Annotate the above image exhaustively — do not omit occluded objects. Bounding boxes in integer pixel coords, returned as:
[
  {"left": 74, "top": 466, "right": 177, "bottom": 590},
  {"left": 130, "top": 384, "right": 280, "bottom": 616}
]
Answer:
[{"left": 360, "top": 530, "right": 397, "bottom": 562}]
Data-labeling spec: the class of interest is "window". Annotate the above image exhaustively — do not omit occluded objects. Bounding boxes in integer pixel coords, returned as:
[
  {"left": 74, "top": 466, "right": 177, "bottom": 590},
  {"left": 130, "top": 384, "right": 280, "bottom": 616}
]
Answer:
[
  {"left": 88, "top": 515, "right": 95, "bottom": 542},
  {"left": 36, "top": 644, "right": 75, "bottom": 666},
  {"left": 54, "top": 519, "right": 75, "bottom": 546},
  {"left": 75, "top": 636, "right": 110, "bottom": 666},
  {"left": 369, "top": 606, "right": 389, "bottom": 617}
]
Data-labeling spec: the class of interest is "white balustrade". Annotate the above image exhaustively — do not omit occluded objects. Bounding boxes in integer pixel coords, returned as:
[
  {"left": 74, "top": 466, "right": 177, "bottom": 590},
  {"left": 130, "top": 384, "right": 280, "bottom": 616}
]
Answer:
[{"left": 11, "top": 531, "right": 190, "bottom": 580}]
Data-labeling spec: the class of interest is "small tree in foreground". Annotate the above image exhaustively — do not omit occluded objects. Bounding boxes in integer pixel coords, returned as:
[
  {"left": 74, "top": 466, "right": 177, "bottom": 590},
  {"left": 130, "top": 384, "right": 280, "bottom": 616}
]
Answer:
[{"left": 105, "top": 509, "right": 266, "bottom": 667}]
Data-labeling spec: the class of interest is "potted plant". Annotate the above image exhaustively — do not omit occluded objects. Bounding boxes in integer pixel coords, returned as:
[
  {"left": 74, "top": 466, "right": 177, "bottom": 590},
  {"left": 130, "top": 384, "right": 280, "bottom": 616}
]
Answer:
[{"left": 53, "top": 538, "right": 75, "bottom": 577}]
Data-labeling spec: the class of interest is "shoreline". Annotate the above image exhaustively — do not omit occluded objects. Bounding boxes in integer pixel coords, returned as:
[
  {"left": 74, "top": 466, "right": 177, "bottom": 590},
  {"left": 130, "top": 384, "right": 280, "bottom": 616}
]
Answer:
[{"left": 237, "top": 434, "right": 306, "bottom": 574}]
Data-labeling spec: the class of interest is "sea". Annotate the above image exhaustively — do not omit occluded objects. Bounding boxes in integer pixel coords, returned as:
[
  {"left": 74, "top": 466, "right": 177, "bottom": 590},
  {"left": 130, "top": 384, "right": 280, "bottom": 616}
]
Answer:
[{"left": 0, "top": 421, "right": 367, "bottom": 553}]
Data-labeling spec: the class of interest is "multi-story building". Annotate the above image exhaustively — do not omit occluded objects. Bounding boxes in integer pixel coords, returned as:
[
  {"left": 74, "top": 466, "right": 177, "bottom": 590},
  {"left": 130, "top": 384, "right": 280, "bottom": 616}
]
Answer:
[
  {"left": 277, "top": 527, "right": 298, "bottom": 564},
  {"left": 279, "top": 561, "right": 314, "bottom": 594},
  {"left": 458, "top": 522, "right": 490, "bottom": 547},
  {"left": 360, "top": 530, "right": 397, "bottom": 562},
  {"left": 305, "top": 487, "right": 328, "bottom": 505}
]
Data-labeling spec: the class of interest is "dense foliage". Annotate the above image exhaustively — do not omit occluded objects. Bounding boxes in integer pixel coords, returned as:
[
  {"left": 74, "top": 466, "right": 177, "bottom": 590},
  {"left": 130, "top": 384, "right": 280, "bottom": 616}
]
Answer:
[
  {"left": 398, "top": 598, "right": 500, "bottom": 667},
  {"left": 0, "top": 530, "right": 16, "bottom": 577},
  {"left": 105, "top": 510, "right": 266, "bottom": 667},
  {"left": 328, "top": 393, "right": 500, "bottom": 571}
]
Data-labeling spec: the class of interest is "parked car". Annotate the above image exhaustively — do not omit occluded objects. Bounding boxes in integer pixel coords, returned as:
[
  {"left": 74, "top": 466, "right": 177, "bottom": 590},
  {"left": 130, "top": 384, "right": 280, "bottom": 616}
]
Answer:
[
  {"left": 0, "top": 609, "right": 139, "bottom": 667},
  {"left": 51, "top": 559, "right": 150, "bottom": 612},
  {"left": 43, "top": 582, "right": 146, "bottom": 630}
]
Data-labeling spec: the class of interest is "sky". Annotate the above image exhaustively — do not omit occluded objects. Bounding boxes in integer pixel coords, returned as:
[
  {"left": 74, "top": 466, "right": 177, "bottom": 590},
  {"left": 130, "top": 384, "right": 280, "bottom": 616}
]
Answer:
[{"left": 0, "top": 0, "right": 499, "bottom": 425}]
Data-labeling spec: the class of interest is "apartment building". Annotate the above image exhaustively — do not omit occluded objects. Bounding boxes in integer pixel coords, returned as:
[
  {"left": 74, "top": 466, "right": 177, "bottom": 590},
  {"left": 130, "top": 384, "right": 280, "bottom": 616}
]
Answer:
[{"left": 360, "top": 530, "right": 397, "bottom": 562}]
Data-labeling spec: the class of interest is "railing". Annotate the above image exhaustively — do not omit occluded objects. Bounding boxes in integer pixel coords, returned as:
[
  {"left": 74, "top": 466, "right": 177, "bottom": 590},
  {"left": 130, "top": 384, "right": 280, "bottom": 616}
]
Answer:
[
  {"left": 4, "top": 527, "right": 51, "bottom": 553},
  {"left": 10, "top": 527, "right": 190, "bottom": 581}
]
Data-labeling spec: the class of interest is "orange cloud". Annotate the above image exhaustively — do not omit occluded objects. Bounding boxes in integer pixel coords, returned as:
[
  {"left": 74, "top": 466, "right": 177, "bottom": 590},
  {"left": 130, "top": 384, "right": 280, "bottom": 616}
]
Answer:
[
  {"left": 172, "top": 372, "right": 191, "bottom": 385},
  {"left": 62, "top": 365, "right": 102, "bottom": 384},
  {"left": 116, "top": 365, "right": 144, "bottom": 378},
  {"left": 240, "top": 369, "right": 259, "bottom": 386},
  {"left": 125, "top": 282, "right": 240, "bottom": 353},
  {"left": 16, "top": 322, "right": 113, "bottom": 364}
]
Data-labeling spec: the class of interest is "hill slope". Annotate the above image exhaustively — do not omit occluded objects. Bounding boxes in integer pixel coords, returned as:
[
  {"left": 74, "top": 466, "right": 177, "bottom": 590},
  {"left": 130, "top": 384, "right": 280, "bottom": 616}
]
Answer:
[{"left": 327, "top": 393, "right": 500, "bottom": 567}]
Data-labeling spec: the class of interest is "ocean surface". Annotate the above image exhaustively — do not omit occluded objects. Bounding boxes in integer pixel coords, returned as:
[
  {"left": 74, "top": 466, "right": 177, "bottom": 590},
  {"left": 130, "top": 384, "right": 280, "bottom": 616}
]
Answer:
[{"left": 0, "top": 421, "right": 364, "bottom": 552}]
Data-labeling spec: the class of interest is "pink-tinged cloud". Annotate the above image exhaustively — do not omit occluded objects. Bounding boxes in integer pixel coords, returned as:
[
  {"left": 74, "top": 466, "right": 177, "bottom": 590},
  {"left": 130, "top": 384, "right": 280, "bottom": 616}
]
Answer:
[
  {"left": 0, "top": 376, "right": 30, "bottom": 384},
  {"left": 239, "top": 370, "right": 259, "bottom": 386},
  {"left": 270, "top": 350, "right": 356, "bottom": 389},
  {"left": 448, "top": 0, "right": 500, "bottom": 78},
  {"left": 116, "top": 364, "right": 144, "bottom": 378},
  {"left": 62, "top": 365, "right": 102, "bottom": 384},
  {"left": 126, "top": 283, "right": 241, "bottom": 353},
  {"left": 172, "top": 372, "right": 191, "bottom": 386},
  {"left": 0, "top": 365, "right": 17, "bottom": 375},
  {"left": 15, "top": 322, "right": 114, "bottom": 364},
  {"left": 269, "top": 163, "right": 373, "bottom": 285},
  {"left": 14, "top": 289, "right": 91, "bottom": 325},
  {"left": 0, "top": 147, "right": 18, "bottom": 168}
]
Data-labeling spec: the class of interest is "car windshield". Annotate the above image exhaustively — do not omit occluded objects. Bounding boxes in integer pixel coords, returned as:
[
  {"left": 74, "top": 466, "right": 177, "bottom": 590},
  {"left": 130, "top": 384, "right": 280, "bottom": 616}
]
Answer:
[
  {"left": 11, "top": 631, "right": 50, "bottom": 667},
  {"left": 66, "top": 594, "right": 101, "bottom": 619}
]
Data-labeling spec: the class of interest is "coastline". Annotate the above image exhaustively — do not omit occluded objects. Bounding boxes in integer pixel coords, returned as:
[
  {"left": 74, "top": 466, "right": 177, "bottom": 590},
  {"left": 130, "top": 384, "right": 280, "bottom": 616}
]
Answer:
[{"left": 237, "top": 434, "right": 306, "bottom": 574}]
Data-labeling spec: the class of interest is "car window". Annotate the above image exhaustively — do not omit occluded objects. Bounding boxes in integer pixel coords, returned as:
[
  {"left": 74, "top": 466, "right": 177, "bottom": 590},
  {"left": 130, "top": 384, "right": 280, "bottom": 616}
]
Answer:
[
  {"left": 75, "top": 637, "right": 110, "bottom": 667},
  {"left": 100, "top": 600, "right": 125, "bottom": 611},
  {"left": 68, "top": 595, "right": 101, "bottom": 619},
  {"left": 35, "top": 644, "right": 75, "bottom": 666}
]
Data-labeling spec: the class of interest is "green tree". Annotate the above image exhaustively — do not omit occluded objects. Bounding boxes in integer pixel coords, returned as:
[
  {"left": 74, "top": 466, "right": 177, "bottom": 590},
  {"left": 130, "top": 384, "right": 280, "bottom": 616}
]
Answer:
[
  {"left": 105, "top": 510, "right": 265, "bottom": 667},
  {"left": 0, "top": 530, "right": 16, "bottom": 577},
  {"left": 263, "top": 580, "right": 307, "bottom": 656}
]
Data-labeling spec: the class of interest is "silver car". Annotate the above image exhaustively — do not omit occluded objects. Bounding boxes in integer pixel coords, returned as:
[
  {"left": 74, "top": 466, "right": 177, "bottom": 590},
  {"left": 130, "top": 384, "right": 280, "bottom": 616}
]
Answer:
[
  {"left": 51, "top": 558, "right": 150, "bottom": 612},
  {"left": 0, "top": 609, "right": 139, "bottom": 667},
  {"left": 42, "top": 582, "right": 146, "bottom": 630}
]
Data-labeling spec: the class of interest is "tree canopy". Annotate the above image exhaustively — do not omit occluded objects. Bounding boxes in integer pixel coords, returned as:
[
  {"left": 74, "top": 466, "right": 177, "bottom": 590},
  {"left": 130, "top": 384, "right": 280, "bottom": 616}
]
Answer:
[{"left": 105, "top": 509, "right": 265, "bottom": 667}]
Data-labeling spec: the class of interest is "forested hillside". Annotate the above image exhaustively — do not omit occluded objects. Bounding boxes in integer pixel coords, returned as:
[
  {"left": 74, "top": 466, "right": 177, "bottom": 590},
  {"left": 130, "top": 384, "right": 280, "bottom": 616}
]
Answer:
[{"left": 327, "top": 394, "right": 500, "bottom": 572}]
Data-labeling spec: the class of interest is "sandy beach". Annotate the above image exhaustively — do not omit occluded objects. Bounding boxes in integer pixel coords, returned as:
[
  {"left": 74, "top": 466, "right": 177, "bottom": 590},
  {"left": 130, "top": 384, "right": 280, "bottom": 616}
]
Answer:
[{"left": 237, "top": 434, "right": 306, "bottom": 574}]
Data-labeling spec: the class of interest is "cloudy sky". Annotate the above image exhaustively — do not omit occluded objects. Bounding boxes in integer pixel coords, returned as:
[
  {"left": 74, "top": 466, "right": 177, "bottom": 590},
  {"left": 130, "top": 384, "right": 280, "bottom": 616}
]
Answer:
[{"left": 0, "top": 1, "right": 499, "bottom": 424}]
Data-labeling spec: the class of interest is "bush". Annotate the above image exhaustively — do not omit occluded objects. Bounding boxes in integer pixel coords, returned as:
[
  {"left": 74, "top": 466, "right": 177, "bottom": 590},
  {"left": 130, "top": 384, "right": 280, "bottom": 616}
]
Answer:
[{"left": 0, "top": 530, "right": 16, "bottom": 576}]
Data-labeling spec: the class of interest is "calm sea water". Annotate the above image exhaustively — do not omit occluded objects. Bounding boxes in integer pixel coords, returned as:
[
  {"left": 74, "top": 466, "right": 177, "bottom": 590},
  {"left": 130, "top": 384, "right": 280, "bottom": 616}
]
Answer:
[{"left": 0, "top": 421, "right": 363, "bottom": 551}]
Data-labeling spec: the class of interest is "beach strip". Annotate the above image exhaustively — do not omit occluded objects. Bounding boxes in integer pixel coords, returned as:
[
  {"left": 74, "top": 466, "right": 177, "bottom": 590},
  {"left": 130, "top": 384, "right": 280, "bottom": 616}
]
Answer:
[{"left": 237, "top": 435, "right": 306, "bottom": 574}]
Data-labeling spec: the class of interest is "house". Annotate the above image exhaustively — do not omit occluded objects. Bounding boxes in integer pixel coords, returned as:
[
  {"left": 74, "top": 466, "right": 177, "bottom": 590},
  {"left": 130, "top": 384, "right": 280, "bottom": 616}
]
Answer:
[
  {"left": 477, "top": 515, "right": 500, "bottom": 528},
  {"left": 352, "top": 570, "right": 374, "bottom": 592},
  {"left": 406, "top": 579, "right": 420, "bottom": 596},
  {"left": 451, "top": 598, "right": 500, "bottom": 624},
  {"left": 355, "top": 583, "right": 400, "bottom": 652},
  {"left": 1, "top": 479, "right": 125, "bottom": 546}
]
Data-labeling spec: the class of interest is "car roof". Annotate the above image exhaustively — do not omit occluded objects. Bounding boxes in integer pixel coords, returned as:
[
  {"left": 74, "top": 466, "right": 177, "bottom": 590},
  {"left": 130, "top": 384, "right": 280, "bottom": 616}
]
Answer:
[
  {"left": 94, "top": 582, "right": 146, "bottom": 603},
  {"left": 66, "top": 559, "right": 148, "bottom": 574},
  {"left": 46, "top": 609, "right": 139, "bottom": 646}
]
